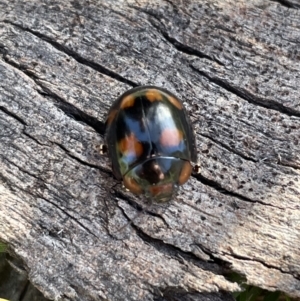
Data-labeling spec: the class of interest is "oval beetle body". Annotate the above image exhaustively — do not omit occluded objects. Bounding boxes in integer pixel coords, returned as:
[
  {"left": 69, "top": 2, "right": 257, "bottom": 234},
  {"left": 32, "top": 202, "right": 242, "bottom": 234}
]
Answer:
[{"left": 105, "top": 86, "right": 197, "bottom": 202}]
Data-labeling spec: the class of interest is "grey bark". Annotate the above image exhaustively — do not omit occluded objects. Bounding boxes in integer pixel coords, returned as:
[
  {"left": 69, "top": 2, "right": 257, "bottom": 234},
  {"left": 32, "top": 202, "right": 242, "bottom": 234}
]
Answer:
[{"left": 0, "top": 0, "right": 299, "bottom": 300}]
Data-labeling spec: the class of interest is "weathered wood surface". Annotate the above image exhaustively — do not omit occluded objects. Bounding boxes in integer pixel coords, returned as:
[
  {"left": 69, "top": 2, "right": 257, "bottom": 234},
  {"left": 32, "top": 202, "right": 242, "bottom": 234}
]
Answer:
[{"left": 0, "top": 0, "right": 300, "bottom": 300}]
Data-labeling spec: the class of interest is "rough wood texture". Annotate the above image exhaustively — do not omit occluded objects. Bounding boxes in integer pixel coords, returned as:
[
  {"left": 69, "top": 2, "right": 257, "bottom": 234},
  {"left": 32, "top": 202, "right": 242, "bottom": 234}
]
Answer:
[{"left": 0, "top": 0, "right": 299, "bottom": 300}]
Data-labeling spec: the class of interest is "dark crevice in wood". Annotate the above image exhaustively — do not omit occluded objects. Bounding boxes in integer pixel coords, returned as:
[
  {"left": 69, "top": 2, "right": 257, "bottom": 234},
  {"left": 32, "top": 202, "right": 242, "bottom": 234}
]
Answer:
[
  {"left": 36, "top": 222, "right": 69, "bottom": 242},
  {"left": 0, "top": 37, "right": 107, "bottom": 136},
  {"left": 113, "top": 191, "right": 146, "bottom": 212},
  {"left": 1, "top": 157, "right": 104, "bottom": 238},
  {"left": 37, "top": 88, "right": 106, "bottom": 135},
  {"left": 179, "top": 198, "right": 219, "bottom": 220},
  {"left": 1, "top": 169, "right": 72, "bottom": 238},
  {"left": 19, "top": 281, "right": 30, "bottom": 301},
  {"left": 270, "top": 0, "right": 300, "bottom": 9},
  {"left": 0, "top": 42, "right": 8, "bottom": 56},
  {"left": 115, "top": 195, "right": 228, "bottom": 273},
  {"left": 3, "top": 156, "right": 46, "bottom": 184},
  {"left": 6, "top": 254, "right": 28, "bottom": 275},
  {"left": 41, "top": 88, "right": 106, "bottom": 138},
  {"left": 115, "top": 192, "right": 171, "bottom": 229},
  {"left": 192, "top": 243, "right": 219, "bottom": 263},
  {"left": 198, "top": 133, "right": 257, "bottom": 163},
  {"left": 34, "top": 193, "right": 102, "bottom": 239},
  {"left": 194, "top": 173, "right": 286, "bottom": 210},
  {"left": 114, "top": 190, "right": 155, "bottom": 215},
  {"left": 1, "top": 50, "right": 41, "bottom": 83},
  {"left": 52, "top": 141, "right": 112, "bottom": 175},
  {"left": 130, "top": 220, "right": 221, "bottom": 274},
  {"left": 199, "top": 131, "right": 300, "bottom": 171},
  {"left": 188, "top": 248, "right": 240, "bottom": 282},
  {"left": 163, "top": 0, "right": 178, "bottom": 11},
  {"left": 0, "top": 106, "right": 28, "bottom": 126},
  {"left": 140, "top": 207, "right": 170, "bottom": 228},
  {"left": 222, "top": 251, "right": 300, "bottom": 280},
  {"left": 0, "top": 173, "right": 16, "bottom": 195},
  {"left": 53, "top": 99, "right": 106, "bottom": 135},
  {"left": 135, "top": 7, "right": 225, "bottom": 67},
  {"left": 191, "top": 66, "right": 300, "bottom": 119},
  {"left": 275, "top": 160, "right": 300, "bottom": 171},
  {"left": 23, "top": 131, "right": 48, "bottom": 147},
  {"left": 60, "top": 295, "right": 72, "bottom": 301},
  {"left": 150, "top": 21, "right": 224, "bottom": 66},
  {"left": 3, "top": 20, "right": 138, "bottom": 87}
]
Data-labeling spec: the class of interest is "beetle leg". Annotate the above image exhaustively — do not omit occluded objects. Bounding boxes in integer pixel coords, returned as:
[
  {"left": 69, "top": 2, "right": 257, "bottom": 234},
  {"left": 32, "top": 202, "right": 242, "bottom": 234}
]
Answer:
[
  {"left": 99, "top": 144, "right": 108, "bottom": 155},
  {"left": 122, "top": 182, "right": 130, "bottom": 192},
  {"left": 193, "top": 164, "right": 201, "bottom": 174}
]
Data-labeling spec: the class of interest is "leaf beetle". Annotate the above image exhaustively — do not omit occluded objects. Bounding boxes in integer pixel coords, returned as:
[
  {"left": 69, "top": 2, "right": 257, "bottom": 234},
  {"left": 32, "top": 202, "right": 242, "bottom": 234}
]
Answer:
[{"left": 104, "top": 86, "right": 198, "bottom": 202}]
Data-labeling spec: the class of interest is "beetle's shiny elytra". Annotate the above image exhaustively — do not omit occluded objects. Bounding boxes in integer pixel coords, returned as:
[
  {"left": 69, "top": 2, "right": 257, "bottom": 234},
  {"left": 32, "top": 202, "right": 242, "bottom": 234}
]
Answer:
[{"left": 105, "top": 86, "right": 197, "bottom": 202}]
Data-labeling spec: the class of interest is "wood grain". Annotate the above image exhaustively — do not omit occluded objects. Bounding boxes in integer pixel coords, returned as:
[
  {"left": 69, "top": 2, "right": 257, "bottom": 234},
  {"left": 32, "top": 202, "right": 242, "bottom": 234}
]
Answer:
[{"left": 0, "top": 0, "right": 299, "bottom": 300}]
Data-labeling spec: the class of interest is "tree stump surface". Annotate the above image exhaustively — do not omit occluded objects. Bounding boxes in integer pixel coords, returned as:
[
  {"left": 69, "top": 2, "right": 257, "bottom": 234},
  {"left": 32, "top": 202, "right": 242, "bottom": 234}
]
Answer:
[{"left": 0, "top": 0, "right": 300, "bottom": 300}]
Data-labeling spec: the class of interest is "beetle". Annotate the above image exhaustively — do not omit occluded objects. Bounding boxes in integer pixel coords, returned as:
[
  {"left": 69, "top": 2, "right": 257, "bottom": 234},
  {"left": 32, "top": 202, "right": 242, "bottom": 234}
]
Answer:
[{"left": 104, "top": 85, "right": 198, "bottom": 202}]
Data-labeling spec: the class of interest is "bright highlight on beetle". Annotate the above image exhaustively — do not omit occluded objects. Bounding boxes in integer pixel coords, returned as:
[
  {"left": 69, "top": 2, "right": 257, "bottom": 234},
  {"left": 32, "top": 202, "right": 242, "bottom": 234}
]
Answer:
[{"left": 104, "top": 86, "right": 198, "bottom": 202}]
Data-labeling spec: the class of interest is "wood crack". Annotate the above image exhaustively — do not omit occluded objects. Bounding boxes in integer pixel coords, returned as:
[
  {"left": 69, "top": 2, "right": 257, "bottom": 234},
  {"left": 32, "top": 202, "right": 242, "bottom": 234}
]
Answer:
[
  {"left": 28, "top": 188, "right": 102, "bottom": 239},
  {"left": 131, "top": 5, "right": 225, "bottom": 66},
  {"left": 2, "top": 156, "right": 45, "bottom": 183},
  {"left": 52, "top": 141, "right": 111, "bottom": 176},
  {"left": 130, "top": 219, "right": 220, "bottom": 274},
  {"left": 115, "top": 193, "right": 171, "bottom": 229},
  {"left": 1, "top": 52, "right": 107, "bottom": 135},
  {"left": 41, "top": 89, "right": 106, "bottom": 135},
  {"left": 41, "top": 197, "right": 102, "bottom": 239},
  {"left": 23, "top": 131, "right": 48, "bottom": 147},
  {"left": 270, "top": 0, "right": 300, "bottom": 9},
  {"left": 1, "top": 159, "right": 91, "bottom": 239},
  {"left": 0, "top": 106, "right": 28, "bottom": 126},
  {"left": 19, "top": 281, "right": 30, "bottom": 301},
  {"left": 0, "top": 49, "right": 41, "bottom": 83},
  {"left": 198, "top": 131, "right": 300, "bottom": 171},
  {"left": 191, "top": 65, "right": 300, "bottom": 119},
  {"left": 115, "top": 195, "right": 225, "bottom": 271},
  {"left": 2, "top": 20, "right": 138, "bottom": 87},
  {"left": 222, "top": 251, "right": 300, "bottom": 280},
  {"left": 192, "top": 243, "right": 219, "bottom": 263},
  {"left": 198, "top": 133, "right": 257, "bottom": 163},
  {"left": 194, "top": 173, "right": 287, "bottom": 210}
]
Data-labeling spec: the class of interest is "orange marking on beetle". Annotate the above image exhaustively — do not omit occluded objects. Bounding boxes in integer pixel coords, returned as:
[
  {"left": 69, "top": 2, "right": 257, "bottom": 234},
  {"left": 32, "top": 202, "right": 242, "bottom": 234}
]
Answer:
[
  {"left": 167, "top": 95, "right": 183, "bottom": 110},
  {"left": 149, "top": 183, "right": 173, "bottom": 197},
  {"left": 178, "top": 161, "right": 192, "bottom": 185},
  {"left": 159, "top": 129, "right": 183, "bottom": 147},
  {"left": 123, "top": 175, "right": 143, "bottom": 194},
  {"left": 120, "top": 94, "right": 136, "bottom": 109},
  {"left": 106, "top": 109, "right": 118, "bottom": 126},
  {"left": 119, "top": 133, "right": 143, "bottom": 157},
  {"left": 145, "top": 89, "right": 164, "bottom": 102}
]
